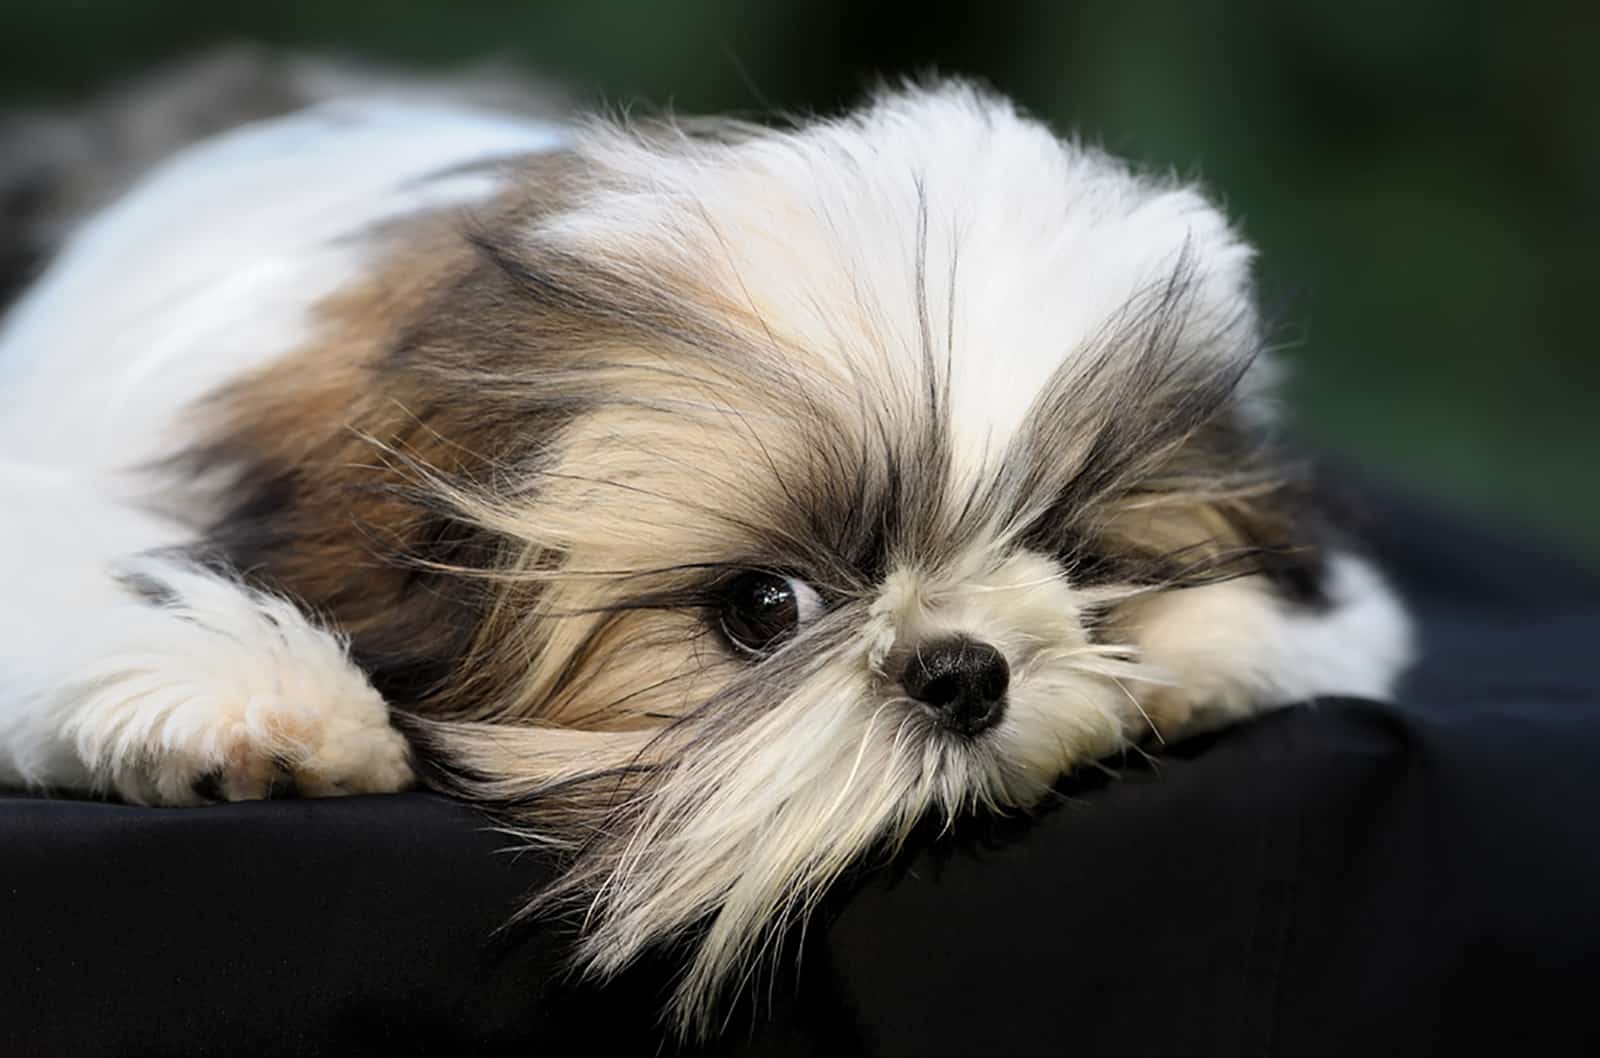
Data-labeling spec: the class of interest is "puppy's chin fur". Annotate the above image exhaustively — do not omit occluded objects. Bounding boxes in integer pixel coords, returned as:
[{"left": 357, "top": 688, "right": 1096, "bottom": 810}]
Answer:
[{"left": 0, "top": 71, "right": 1412, "bottom": 1037}]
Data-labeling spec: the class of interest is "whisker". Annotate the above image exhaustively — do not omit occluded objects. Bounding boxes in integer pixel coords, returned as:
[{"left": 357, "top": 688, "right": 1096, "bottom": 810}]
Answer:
[{"left": 1107, "top": 673, "right": 1166, "bottom": 746}]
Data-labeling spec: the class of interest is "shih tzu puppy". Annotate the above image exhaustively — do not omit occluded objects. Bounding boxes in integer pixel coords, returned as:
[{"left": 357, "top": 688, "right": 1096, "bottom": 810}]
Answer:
[{"left": 0, "top": 53, "right": 1411, "bottom": 1035}]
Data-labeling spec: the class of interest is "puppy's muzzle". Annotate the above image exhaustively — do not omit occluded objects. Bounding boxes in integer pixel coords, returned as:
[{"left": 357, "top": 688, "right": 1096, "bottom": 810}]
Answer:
[{"left": 899, "top": 636, "right": 1009, "bottom": 736}]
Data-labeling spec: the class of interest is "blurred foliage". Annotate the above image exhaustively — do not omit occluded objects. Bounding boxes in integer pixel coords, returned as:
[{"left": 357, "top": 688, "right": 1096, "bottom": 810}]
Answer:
[{"left": 2, "top": 0, "right": 1595, "bottom": 559}]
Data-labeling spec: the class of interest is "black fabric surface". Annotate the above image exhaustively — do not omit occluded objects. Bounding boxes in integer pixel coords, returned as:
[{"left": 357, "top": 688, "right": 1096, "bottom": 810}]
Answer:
[{"left": 5, "top": 483, "right": 1599, "bottom": 1057}]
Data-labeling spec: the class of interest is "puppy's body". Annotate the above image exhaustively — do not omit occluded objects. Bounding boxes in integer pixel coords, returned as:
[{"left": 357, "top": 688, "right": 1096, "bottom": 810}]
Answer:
[
  {"left": 1, "top": 96, "right": 562, "bottom": 796},
  {"left": 0, "top": 72, "right": 1410, "bottom": 1032}
]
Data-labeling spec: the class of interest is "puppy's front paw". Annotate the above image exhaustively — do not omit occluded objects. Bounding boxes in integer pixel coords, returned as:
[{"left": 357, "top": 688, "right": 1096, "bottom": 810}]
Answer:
[
  {"left": 174, "top": 687, "right": 415, "bottom": 806},
  {"left": 64, "top": 567, "right": 415, "bottom": 805}
]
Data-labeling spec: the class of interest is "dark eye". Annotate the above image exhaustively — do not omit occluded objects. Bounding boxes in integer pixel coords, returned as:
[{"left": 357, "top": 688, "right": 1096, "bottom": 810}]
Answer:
[{"left": 716, "top": 571, "right": 823, "bottom": 657}]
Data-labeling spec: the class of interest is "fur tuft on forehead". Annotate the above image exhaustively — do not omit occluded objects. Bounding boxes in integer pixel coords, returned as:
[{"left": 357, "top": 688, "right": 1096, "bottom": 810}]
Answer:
[
  {"left": 164, "top": 81, "right": 1400, "bottom": 1037},
  {"left": 519, "top": 80, "right": 1266, "bottom": 455}
]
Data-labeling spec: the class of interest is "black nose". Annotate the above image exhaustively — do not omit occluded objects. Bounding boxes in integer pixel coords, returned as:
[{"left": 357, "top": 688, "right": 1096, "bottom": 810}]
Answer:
[{"left": 899, "top": 636, "right": 1009, "bottom": 736}]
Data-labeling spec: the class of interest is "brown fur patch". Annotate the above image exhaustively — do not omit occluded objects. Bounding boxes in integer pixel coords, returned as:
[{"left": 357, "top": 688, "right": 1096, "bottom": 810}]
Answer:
[{"left": 180, "top": 206, "right": 536, "bottom": 709}]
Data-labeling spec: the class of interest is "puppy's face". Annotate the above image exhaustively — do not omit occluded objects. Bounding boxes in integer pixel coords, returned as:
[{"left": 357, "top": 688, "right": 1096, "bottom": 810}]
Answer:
[
  {"left": 201, "top": 84, "right": 1402, "bottom": 1034},
  {"left": 402, "top": 87, "right": 1324, "bottom": 1029}
]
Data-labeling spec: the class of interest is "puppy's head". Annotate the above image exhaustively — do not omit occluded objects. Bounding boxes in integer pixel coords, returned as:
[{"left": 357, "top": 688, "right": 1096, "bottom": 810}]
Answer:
[
  {"left": 409, "top": 83, "right": 1336, "bottom": 1029},
  {"left": 201, "top": 82, "right": 1406, "bottom": 1034}
]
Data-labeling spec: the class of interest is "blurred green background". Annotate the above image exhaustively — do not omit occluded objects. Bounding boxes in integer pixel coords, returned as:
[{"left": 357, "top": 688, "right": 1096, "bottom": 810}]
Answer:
[{"left": 3, "top": 1, "right": 1595, "bottom": 560}]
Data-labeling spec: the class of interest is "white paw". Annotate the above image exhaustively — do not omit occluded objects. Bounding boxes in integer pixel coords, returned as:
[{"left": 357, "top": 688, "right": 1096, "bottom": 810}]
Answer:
[{"left": 62, "top": 561, "right": 415, "bottom": 805}]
